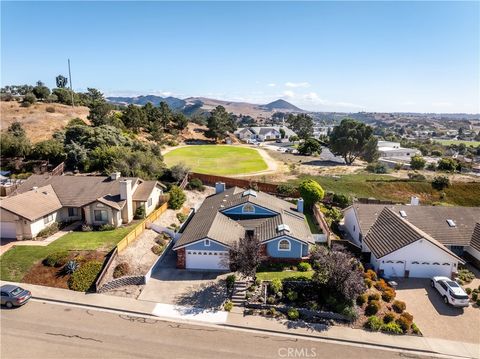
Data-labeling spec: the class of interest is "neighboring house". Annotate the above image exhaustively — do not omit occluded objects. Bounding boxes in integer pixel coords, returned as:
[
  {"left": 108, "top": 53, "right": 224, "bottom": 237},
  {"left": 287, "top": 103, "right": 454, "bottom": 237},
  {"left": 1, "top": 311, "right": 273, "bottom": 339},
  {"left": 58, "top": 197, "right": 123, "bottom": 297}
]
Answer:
[
  {"left": 343, "top": 203, "right": 480, "bottom": 278},
  {"left": 377, "top": 140, "right": 421, "bottom": 158},
  {"left": 235, "top": 126, "right": 296, "bottom": 142},
  {"left": 0, "top": 172, "right": 164, "bottom": 240},
  {"left": 173, "top": 184, "right": 313, "bottom": 270}
]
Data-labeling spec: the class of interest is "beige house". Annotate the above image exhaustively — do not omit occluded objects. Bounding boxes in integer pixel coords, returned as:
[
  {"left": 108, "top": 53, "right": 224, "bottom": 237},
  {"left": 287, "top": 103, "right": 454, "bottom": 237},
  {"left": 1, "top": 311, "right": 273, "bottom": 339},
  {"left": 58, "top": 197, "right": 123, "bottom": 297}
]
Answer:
[{"left": 0, "top": 173, "right": 164, "bottom": 240}]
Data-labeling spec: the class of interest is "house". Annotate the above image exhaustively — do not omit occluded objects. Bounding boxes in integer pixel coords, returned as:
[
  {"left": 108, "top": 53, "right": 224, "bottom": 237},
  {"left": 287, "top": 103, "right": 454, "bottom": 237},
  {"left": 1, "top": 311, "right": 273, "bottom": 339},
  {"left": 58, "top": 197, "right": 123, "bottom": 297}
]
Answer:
[
  {"left": 0, "top": 173, "right": 165, "bottom": 240},
  {"left": 235, "top": 126, "right": 296, "bottom": 142},
  {"left": 343, "top": 203, "right": 480, "bottom": 278},
  {"left": 377, "top": 141, "right": 421, "bottom": 158},
  {"left": 173, "top": 184, "right": 313, "bottom": 270}
]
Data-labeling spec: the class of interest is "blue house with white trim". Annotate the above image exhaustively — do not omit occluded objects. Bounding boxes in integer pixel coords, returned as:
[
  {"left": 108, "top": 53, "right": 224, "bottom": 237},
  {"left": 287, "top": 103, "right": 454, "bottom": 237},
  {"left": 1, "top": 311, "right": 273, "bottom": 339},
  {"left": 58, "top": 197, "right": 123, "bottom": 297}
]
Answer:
[{"left": 173, "top": 184, "right": 314, "bottom": 270}]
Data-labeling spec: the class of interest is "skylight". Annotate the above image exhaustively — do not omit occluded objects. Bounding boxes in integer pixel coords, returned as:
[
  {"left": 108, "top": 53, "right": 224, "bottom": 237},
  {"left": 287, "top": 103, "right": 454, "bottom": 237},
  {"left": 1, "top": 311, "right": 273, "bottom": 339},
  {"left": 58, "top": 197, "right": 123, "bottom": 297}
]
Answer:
[
  {"left": 446, "top": 219, "right": 456, "bottom": 227},
  {"left": 399, "top": 210, "right": 407, "bottom": 218},
  {"left": 242, "top": 189, "right": 257, "bottom": 197},
  {"left": 277, "top": 224, "right": 290, "bottom": 232}
]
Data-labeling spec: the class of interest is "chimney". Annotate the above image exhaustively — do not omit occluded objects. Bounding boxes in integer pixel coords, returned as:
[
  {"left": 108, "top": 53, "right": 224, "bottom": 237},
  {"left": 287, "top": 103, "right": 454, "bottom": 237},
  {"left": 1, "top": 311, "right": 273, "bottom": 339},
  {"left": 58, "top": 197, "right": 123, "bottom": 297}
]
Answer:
[
  {"left": 110, "top": 172, "right": 121, "bottom": 180},
  {"left": 410, "top": 196, "right": 419, "bottom": 206},
  {"left": 120, "top": 180, "right": 133, "bottom": 222},
  {"left": 297, "top": 198, "right": 304, "bottom": 213},
  {"left": 215, "top": 182, "right": 225, "bottom": 194}
]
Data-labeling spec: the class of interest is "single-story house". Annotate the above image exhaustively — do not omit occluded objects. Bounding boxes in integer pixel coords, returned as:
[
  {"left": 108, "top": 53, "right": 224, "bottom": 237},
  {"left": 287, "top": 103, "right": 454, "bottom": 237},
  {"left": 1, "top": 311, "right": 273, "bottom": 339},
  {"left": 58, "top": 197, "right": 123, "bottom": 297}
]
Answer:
[
  {"left": 0, "top": 172, "right": 165, "bottom": 240},
  {"left": 235, "top": 126, "right": 296, "bottom": 142},
  {"left": 173, "top": 184, "right": 313, "bottom": 270},
  {"left": 377, "top": 141, "right": 421, "bottom": 158},
  {"left": 343, "top": 203, "right": 480, "bottom": 278}
]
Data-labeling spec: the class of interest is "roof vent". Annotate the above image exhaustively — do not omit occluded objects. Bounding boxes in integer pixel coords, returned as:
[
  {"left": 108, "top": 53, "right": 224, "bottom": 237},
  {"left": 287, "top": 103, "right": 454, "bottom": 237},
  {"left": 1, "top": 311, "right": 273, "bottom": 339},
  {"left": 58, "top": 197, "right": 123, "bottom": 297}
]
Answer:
[
  {"left": 32, "top": 186, "right": 38, "bottom": 191},
  {"left": 446, "top": 219, "right": 456, "bottom": 227},
  {"left": 242, "top": 189, "right": 257, "bottom": 197},
  {"left": 399, "top": 210, "right": 407, "bottom": 218},
  {"left": 276, "top": 224, "right": 290, "bottom": 232}
]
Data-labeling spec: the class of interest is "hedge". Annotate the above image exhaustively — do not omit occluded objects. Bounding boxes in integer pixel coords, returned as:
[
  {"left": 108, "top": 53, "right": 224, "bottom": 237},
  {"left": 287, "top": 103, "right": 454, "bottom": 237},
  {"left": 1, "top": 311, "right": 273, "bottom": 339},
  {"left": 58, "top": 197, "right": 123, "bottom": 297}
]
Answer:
[{"left": 68, "top": 261, "right": 103, "bottom": 292}]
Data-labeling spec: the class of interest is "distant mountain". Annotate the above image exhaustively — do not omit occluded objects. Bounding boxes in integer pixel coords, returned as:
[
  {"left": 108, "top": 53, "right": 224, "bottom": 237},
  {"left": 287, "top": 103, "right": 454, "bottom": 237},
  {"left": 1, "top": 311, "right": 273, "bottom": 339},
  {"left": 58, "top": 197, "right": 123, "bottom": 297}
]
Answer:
[{"left": 260, "top": 99, "right": 303, "bottom": 112}]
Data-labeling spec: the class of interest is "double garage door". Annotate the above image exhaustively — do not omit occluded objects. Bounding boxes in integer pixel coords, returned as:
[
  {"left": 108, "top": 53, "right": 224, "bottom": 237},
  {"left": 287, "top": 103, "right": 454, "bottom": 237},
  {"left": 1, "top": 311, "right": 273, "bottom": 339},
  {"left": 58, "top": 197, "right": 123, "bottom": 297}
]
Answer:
[
  {"left": 185, "top": 250, "right": 229, "bottom": 270},
  {"left": 382, "top": 260, "right": 452, "bottom": 278},
  {"left": 0, "top": 222, "right": 17, "bottom": 239}
]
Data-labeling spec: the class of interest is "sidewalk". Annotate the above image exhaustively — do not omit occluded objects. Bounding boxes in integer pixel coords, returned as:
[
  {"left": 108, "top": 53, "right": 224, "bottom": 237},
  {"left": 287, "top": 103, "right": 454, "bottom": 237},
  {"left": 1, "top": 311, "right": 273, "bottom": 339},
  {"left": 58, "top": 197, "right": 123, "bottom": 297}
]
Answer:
[
  {"left": 2, "top": 281, "right": 478, "bottom": 359},
  {"left": 0, "top": 221, "right": 81, "bottom": 255}
]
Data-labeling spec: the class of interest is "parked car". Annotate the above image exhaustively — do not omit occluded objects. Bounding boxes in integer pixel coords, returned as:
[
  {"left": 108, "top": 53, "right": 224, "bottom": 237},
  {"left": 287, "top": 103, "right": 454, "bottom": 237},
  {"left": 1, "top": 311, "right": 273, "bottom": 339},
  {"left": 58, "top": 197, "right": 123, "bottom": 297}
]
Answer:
[
  {"left": 430, "top": 276, "right": 469, "bottom": 307},
  {"left": 0, "top": 285, "right": 32, "bottom": 308}
]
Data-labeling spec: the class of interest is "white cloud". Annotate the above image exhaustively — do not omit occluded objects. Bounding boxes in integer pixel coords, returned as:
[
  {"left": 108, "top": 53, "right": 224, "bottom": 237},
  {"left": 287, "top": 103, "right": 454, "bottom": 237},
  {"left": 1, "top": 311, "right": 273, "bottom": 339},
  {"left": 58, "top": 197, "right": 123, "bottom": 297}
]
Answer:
[
  {"left": 285, "top": 82, "right": 310, "bottom": 88},
  {"left": 432, "top": 101, "right": 453, "bottom": 107},
  {"left": 267, "top": 83, "right": 276, "bottom": 87},
  {"left": 282, "top": 90, "right": 295, "bottom": 99}
]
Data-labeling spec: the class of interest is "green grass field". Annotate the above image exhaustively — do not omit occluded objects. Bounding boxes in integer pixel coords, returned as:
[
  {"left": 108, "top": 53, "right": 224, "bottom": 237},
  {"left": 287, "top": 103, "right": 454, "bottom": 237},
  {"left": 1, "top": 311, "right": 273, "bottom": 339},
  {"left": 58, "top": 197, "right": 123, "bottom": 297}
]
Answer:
[
  {"left": 434, "top": 139, "right": 480, "bottom": 147},
  {"left": 291, "top": 173, "right": 480, "bottom": 207},
  {"left": 164, "top": 145, "right": 268, "bottom": 175},
  {"left": 0, "top": 226, "right": 134, "bottom": 282},
  {"left": 255, "top": 271, "right": 314, "bottom": 281}
]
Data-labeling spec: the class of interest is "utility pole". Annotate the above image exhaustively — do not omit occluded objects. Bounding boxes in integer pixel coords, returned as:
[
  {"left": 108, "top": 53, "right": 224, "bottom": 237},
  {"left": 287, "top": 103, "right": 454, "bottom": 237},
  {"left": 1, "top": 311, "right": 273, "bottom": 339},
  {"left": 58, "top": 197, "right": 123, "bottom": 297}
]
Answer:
[{"left": 68, "top": 59, "right": 75, "bottom": 107}]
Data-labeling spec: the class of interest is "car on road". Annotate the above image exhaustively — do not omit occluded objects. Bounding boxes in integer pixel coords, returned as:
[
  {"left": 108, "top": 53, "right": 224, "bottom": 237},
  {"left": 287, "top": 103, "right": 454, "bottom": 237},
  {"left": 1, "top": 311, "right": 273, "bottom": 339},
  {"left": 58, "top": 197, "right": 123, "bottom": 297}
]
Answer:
[
  {"left": 1, "top": 285, "right": 32, "bottom": 308},
  {"left": 430, "top": 276, "right": 469, "bottom": 307}
]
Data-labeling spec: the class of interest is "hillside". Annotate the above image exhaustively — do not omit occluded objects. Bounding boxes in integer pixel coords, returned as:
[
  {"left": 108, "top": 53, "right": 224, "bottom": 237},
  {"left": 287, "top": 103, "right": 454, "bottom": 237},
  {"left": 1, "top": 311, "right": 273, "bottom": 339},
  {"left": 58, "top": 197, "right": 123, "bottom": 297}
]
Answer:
[
  {"left": 0, "top": 101, "right": 90, "bottom": 143},
  {"left": 260, "top": 99, "right": 303, "bottom": 112}
]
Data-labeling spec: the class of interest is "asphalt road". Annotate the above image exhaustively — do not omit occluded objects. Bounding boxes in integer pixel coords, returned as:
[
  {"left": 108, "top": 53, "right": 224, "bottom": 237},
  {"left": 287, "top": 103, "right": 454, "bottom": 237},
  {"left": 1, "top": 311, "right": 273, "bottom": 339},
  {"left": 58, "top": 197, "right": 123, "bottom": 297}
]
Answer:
[{"left": 1, "top": 300, "right": 428, "bottom": 359}]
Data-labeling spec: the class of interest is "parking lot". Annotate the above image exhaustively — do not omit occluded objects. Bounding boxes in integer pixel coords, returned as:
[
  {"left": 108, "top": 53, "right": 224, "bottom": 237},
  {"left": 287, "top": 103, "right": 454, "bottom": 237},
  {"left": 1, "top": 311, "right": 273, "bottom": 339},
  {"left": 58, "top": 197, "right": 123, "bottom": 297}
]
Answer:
[{"left": 395, "top": 277, "right": 480, "bottom": 344}]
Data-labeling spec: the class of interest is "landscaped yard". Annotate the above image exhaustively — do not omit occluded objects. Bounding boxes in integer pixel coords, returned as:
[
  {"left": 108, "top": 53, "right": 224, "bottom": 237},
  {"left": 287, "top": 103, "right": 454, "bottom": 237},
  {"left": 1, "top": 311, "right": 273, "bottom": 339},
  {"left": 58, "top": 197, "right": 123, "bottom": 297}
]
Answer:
[
  {"left": 255, "top": 270, "right": 314, "bottom": 281},
  {"left": 0, "top": 225, "right": 134, "bottom": 282},
  {"left": 164, "top": 145, "right": 268, "bottom": 175},
  {"left": 292, "top": 173, "right": 480, "bottom": 207}
]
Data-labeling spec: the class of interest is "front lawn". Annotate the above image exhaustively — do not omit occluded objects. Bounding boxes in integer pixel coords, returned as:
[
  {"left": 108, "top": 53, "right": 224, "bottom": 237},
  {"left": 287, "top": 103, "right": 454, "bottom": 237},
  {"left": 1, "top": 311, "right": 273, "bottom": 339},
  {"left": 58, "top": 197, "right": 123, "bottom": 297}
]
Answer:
[
  {"left": 164, "top": 145, "right": 268, "bottom": 175},
  {"left": 0, "top": 225, "right": 134, "bottom": 282},
  {"left": 256, "top": 270, "right": 314, "bottom": 281}
]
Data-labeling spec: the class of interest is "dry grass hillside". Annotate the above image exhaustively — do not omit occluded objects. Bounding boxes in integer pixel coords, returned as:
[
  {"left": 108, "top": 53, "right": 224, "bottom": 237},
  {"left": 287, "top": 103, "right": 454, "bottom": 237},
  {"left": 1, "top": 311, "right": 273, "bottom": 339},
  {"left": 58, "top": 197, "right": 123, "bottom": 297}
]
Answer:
[{"left": 0, "top": 101, "right": 90, "bottom": 143}]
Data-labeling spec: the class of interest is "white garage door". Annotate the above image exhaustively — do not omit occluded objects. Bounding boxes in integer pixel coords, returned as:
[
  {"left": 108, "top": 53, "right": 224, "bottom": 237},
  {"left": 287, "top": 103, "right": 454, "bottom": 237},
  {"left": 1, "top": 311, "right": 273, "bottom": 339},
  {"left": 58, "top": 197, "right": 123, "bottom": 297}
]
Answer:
[
  {"left": 0, "top": 222, "right": 17, "bottom": 239},
  {"left": 382, "top": 260, "right": 405, "bottom": 278},
  {"left": 409, "top": 261, "right": 452, "bottom": 278},
  {"left": 186, "top": 250, "right": 229, "bottom": 270}
]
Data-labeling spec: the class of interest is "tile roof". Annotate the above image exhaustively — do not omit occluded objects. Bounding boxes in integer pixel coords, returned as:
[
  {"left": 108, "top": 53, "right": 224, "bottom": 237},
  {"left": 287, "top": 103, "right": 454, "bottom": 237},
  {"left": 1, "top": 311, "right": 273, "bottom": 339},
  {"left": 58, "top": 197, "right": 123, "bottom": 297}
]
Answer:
[
  {"left": 174, "top": 187, "right": 313, "bottom": 249},
  {"left": 0, "top": 185, "right": 62, "bottom": 221},
  {"left": 363, "top": 208, "right": 462, "bottom": 261}
]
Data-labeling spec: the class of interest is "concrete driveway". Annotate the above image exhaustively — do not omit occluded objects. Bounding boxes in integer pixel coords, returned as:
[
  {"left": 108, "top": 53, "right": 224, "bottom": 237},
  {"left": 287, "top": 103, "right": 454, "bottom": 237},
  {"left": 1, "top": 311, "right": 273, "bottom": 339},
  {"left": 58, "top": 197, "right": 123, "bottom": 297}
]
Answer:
[
  {"left": 138, "top": 246, "right": 229, "bottom": 309},
  {"left": 395, "top": 278, "right": 480, "bottom": 344}
]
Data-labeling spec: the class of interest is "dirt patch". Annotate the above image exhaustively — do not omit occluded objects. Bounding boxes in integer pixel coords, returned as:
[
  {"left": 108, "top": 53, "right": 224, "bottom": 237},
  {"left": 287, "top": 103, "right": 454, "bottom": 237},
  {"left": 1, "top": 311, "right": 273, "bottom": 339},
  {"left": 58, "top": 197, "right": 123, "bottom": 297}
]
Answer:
[{"left": 22, "top": 250, "right": 107, "bottom": 289}]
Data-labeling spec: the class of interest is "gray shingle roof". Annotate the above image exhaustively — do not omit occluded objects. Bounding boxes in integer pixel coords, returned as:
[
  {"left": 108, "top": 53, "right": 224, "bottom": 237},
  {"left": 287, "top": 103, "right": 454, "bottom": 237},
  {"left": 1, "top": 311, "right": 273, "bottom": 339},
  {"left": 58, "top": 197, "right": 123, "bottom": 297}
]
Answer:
[
  {"left": 471, "top": 224, "right": 480, "bottom": 252},
  {"left": 174, "top": 187, "right": 313, "bottom": 249}
]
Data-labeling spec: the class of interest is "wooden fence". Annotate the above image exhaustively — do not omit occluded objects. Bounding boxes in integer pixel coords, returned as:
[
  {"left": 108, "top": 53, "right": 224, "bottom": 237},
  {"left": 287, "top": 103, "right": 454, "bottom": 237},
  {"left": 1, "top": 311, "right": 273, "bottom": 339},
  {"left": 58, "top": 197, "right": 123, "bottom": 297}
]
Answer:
[
  {"left": 116, "top": 202, "right": 168, "bottom": 253},
  {"left": 313, "top": 204, "right": 331, "bottom": 247}
]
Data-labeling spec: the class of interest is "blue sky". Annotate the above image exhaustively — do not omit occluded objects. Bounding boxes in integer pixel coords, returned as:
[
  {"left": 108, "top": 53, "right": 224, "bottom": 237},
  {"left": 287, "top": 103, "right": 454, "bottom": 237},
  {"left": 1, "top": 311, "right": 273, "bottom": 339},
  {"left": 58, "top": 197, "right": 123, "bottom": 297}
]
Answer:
[{"left": 1, "top": 1, "right": 479, "bottom": 113}]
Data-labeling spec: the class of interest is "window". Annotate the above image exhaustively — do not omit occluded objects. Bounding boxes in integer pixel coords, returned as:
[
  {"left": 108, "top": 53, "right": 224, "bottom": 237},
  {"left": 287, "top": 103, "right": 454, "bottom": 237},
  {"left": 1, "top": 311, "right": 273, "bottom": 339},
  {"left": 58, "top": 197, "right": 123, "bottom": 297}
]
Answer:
[
  {"left": 43, "top": 213, "right": 54, "bottom": 224},
  {"left": 399, "top": 210, "right": 407, "bottom": 218},
  {"left": 243, "top": 204, "right": 255, "bottom": 213},
  {"left": 204, "top": 239, "right": 211, "bottom": 247},
  {"left": 148, "top": 198, "right": 152, "bottom": 207},
  {"left": 68, "top": 208, "right": 78, "bottom": 217},
  {"left": 278, "top": 239, "right": 291, "bottom": 251},
  {"left": 94, "top": 210, "right": 108, "bottom": 222},
  {"left": 276, "top": 224, "right": 291, "bottom": 233},
  {"left": 446, "top": 219, "right": 456, "bottom": 227}
]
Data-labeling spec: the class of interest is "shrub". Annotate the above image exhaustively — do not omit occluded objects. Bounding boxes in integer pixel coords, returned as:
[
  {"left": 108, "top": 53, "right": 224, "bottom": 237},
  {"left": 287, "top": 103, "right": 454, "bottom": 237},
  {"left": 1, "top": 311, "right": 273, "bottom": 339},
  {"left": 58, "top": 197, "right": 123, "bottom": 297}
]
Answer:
[
  {"left": 155, "top": 236, "right": 168, "bottom": 246},
  {"left": 286, "top": 290, "right": 298, "bottom": 302},
  {"left": 99, "top": 224, "right": 115, "bottom": 231},
  {"left": 151, "top": 244, "right": 164, "bottom": 256},
  {"left": 411, "top": 323, "right": 421, "bottom": 335},
  {"left": 63, "top": 260, "right": 79, "bottom": 274},
  {"left": 356, "top": 294, "right": 367, "bottom": 306},
  {"left": 476, "top": 299, "right": 480, "bottom": 306},
  {"left": 364, "top": 278, "right": 373, "bottom": 288},
  {"left": 408, "top": 172, "right": 426, "bottom": 181},
  {"left": 392, "top": 300, "right": 406, "bottom": 313},
  {"left": 113, "top": 262, "right": 130, "bottom": 279},
  {"left": 267, "top": 296, "right": 276, "bottom": 304},
  {"left": 396, "top": 312, "right": 413, "bottom": 332},
  {"left": 457, "top": 269, "right": 475, "bottom": 283},
  {"left": 168, "top": 185, "right": 186, "bottom": 210},
  {"left": 270, "top": 279, "right": 282, "bottom": 294},
  {"left": 267, "top": 307, "right": 277, "bottom": 317},
  {"left": 187, "top": 178, "right": 205, "bottom": 191},
  {"left": 45, "top": 106, "right": 55, "bottom": 113},
  {"left": 176, "top": 212, "right": 188, "bottom": 223},
  {"left": 43, "top": 251, "right": 69, "bottom": 267},
  {"left": 287, "top": 308, "right": 299, "bottom": 320},
  {"left": 332, "top": 193, "right": 352, "bottom": 208},
  {"left": 226, "top": 274, "right": 236, "bottom": 290},
  {"left": 68, "top": 261, "right": 103, "bottom": 292},
  {"left": 297, "top": 262, "right": 312, "bottom": 272},
  {"left": 341, "top": 306, "right": 358, "bottom": 321},
  {"left": 276, "top": 183, "right": 297, "bottom": 197},
  {"left": 365, "top": 300, "right": 381, "bottom": 315},
  {"left": 431, "top": 176, "right": 450, "bottom": 190},
  {"left": 366, "top": 162, "right": 387, "bottom": 174},
  {"left": 472, "top": 292, "right": 478, "bottom": 301},
  {"left": 81, "top": 224, "right": 92, "bottom": 232},
  {"left": 368, "top": 293, "right": 380, "bottom": 302},
  {"left": 381, "top": 322, "right": 403, "bottom": 334},
  {"left": 383, "top": 311, "right": 396, "bottom": 324},
  {"left": 410, "top": 155, "right": 426, "bottom": 170},
  {"left": 364, "top": 269, "right": 377, "bottom": 281},
  {"left": 134, "top": 205, "right": 146, "bottom": 219},
  {"left": 374, "top": 279, "right": 389, "bottom": 292},
  {"left": 382, "top": 288, "right": 396, "bottom": 302},
  {"left": 22, "top": 92, "right": 37, "bottom": 106},
  {"left": 364, "top": 316, "right": 382, "bottom": 331},
  {"left": 465, "top": 287, "right": 472, "bottom": 295},
  {"left": 224, "top": 300, "right": 233, "bottom": 312},
  {"left": 37, "top": 222, "right": 60, "bottom": 238}
]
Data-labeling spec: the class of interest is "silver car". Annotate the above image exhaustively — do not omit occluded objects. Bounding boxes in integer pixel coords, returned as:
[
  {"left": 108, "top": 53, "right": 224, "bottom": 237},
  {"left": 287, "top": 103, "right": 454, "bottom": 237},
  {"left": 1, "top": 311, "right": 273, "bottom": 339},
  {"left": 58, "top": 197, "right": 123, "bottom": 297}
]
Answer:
[{"left": 1, "top": 284, "right": 32, "bottom": 308}]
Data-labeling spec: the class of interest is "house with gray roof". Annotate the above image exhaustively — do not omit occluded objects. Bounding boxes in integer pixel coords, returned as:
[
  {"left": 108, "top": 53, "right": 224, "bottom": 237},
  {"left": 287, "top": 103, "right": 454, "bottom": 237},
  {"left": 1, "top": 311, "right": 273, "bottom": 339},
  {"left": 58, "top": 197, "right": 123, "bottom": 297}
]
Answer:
[
  {"left": 343, "top": 203, "right": 480, "bottom": 278},
  {"left": 235, "top": 126, "right": 296, "bottom": 142},
  {"left": 173, "top": 184, "right": 313, "bottom": 270},
  {"left": 0, "top": 172, "right": 164, "bottom": 240}
]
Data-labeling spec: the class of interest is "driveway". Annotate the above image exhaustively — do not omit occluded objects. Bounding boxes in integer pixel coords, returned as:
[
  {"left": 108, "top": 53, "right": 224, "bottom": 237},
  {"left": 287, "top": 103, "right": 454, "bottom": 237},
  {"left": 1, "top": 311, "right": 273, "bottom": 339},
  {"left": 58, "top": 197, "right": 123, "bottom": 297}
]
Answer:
[
  {"left": 395, "top": 278, "right": 480, "bottom": 344},
  {"left": 138, "top": 246, "right": 229, "bottom": 309}
]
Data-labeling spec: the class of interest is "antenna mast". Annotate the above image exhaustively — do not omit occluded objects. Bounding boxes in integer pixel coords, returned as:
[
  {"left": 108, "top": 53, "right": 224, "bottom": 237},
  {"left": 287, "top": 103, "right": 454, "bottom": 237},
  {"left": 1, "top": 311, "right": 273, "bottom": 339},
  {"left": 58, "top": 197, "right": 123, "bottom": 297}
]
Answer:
[{"left": 68, "top": 59, "right": 75, "bottom": 107}]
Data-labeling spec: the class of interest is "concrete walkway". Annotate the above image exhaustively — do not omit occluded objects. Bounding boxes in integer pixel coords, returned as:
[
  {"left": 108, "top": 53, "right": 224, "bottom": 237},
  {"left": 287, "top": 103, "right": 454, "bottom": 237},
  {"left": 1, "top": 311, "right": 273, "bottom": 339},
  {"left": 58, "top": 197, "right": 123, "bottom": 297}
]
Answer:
[
  {"left": 1, "top": 280, "right": 478, "bottom": 358},
  {"left": 0, "top": 221, "right": 81, "bottom": 255}
]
